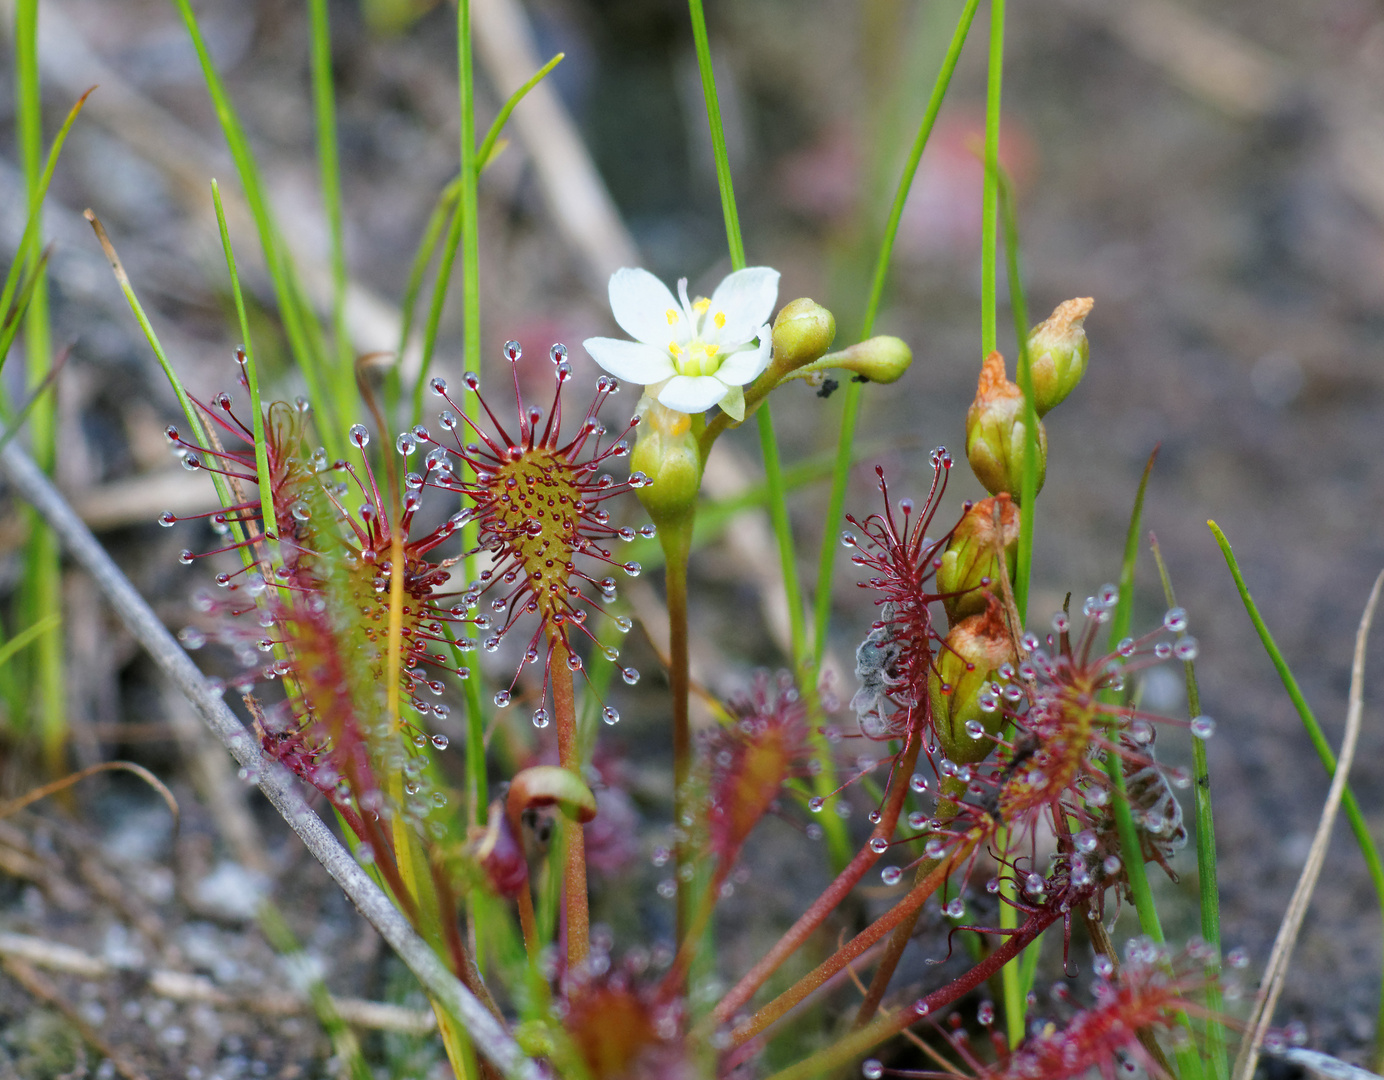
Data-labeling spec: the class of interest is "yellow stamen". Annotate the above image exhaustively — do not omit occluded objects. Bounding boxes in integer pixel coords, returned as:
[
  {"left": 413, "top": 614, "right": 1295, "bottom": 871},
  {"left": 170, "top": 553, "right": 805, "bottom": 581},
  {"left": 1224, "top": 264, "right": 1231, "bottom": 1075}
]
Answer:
[
  {"left": 714, "top": 311, "right": 727, "bottom": 329},
  {"left": 669, "top": 341, "right": 681, "bottom": 356},
  {"left": 693, "top": 297, "right": 711, "bottom": 314},
  {"left": 665, "top": 308, "right": 680, "bottom": 325}
]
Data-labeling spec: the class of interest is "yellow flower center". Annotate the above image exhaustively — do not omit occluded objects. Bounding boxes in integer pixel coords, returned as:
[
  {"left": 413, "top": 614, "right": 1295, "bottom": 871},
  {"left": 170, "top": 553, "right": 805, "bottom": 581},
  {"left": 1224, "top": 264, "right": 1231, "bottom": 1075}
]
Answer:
[{"left": 676, "top": 339, "right": 721, "bottom": 377}]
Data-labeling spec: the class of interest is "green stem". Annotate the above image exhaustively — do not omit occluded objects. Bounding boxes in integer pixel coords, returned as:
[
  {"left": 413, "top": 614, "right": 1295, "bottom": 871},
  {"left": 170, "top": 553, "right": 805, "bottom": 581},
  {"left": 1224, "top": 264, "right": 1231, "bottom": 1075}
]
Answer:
[{"left": 1210, "top": 521, "right": 1384, "bottom": 1072}]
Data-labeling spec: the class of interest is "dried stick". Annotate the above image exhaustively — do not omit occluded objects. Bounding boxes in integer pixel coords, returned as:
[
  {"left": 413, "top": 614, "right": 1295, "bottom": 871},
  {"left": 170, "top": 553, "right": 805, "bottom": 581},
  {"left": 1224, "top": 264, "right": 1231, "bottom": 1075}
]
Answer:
[
  {"left": 1232, "top": 568, "right": 1384, "bottom": 1080},
  {"left": 0, "top": 930, "right": 435, "bottom": 1034},
  {"left": 0, "top": 441, "right": 538, "bottom": 1080}
]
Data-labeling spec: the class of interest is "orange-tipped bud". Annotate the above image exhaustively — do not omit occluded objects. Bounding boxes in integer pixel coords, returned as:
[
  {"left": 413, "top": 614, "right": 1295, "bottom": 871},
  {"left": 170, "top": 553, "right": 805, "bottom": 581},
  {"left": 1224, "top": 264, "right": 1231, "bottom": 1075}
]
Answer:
[
  {"left": 937, "top": 494, "right": 1020, "bottom": 624},
  {"left": 1027, "top": 297, "right": 1092, "bottom": 416},
  {"left": 965, "top": 352, "right": 1047, "bottom": 500},
  {"left": 929, "top": 595, "right": 1016, "bottom": 766}
]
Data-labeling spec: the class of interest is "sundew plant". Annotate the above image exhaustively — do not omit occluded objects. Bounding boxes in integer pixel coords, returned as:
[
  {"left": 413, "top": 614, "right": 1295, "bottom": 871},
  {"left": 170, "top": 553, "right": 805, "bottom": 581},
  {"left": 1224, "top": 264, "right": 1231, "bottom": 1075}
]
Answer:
[{"left": 3, "top": 1, "right": 1384, "bottom": 1080}]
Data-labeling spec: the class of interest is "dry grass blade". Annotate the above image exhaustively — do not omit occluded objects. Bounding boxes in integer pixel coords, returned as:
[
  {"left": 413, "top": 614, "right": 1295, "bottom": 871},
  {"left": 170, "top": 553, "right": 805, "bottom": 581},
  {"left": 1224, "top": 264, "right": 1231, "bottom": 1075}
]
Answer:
[
  {"left": 1232, "top": 567, "right": 1384, "bottom": 1080},
  {"left": 0, "top": 760, "right": 179, "bottom": 832}
]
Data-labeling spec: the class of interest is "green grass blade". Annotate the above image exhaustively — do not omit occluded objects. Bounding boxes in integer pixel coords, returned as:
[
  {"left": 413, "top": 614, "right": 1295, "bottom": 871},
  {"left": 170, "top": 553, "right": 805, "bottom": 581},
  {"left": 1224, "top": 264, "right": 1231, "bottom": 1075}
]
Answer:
[
  {"left": 15, "top": 0, "right": 66, "bottom": 775},
  {"left": 0, "top": 89, "right": 93, "bottom": 349},
  {"left": 85, "top": 214, "right": 245, "bottom": 533},
  {"left": 409, "top": 202, "right": 465, "bottom": 427},
  {"left": 0, "top": 342, "right": 65, "bottom": 458},
  {"left": 1210, "top": 520, "right": 1384, "bottom": 1069},
  {"left": 996, "top": 165, "right": 1036, "bottom": 621},
  {"left": 212, "top": 181, "right": 276, "bottom": 555},
  {"left": 390, "top": 175, "right": 460, "bottom": 422},
  {"left": 810, "top": 0, "right": 981, "bottom": 664},
  {"left": 1106, "top": 445, "right": 1160, "bottom": 648},
  {"left": 170, "top": 0, "right": 343, "bottom": 456},
  {"left": 686, "top": 0, "right": 745, "bottom": 270},
  {"left": 0, "top": 614, "right": 60, "bottom": 671},
  {"left": 307, "top": 0, "right": 356, "bottom": 437},
  {"left": 979, "top": 0, "right": 1004, "bottom": 357},
  {"left": 1150, "top": 535, "right": 1228, "bottom": 1080},
  {"left": 456, "top": 0, "right": 487, "bottom": 847},
  {"left": 0, "top": 247, "right": 52, "bottom": 379},
  {"left": 475, "top": 53, "right": 564, "bottom": 173}
]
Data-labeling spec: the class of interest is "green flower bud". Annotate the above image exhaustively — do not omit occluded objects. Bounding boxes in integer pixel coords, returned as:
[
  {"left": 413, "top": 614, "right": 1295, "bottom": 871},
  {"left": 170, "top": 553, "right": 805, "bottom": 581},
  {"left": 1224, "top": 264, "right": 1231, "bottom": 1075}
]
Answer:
[
  {"left": 770, "top": 298, "right": 837, "bottom": 377},
  {"left": 1026, "top": 297, "right": 1093, "bottom": 416},
  {"left": 929, "top": 595, "right": 1016, "bottom": 767},
  {"left": 799, "top": 336, "right": 912, "bottom": 385},
  {"left": 965, "top": 352, "right": 1047, "bottom": 501},
  {"left": 630, "top": 401, "right": 703, "bottom": 528},
  {"left": 937, "top": 494, "right": 1020, "bottom": 625}
]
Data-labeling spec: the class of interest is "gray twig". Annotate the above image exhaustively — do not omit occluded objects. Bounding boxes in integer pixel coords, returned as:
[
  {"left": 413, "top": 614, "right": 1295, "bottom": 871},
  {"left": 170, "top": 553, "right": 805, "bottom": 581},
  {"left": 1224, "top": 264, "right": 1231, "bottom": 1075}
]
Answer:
[{"left": 0, "top": 441, "right": 538, "bottom": 1080}]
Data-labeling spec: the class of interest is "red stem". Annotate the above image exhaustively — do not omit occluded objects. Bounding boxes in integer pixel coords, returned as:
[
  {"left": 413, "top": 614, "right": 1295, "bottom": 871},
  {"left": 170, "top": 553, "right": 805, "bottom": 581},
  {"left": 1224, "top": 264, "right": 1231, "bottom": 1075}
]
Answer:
[
  {"left": 551, "top": 636, "right": 589, "bottom": 969},
  {"left": 709, "top": 733, "right": 923, "bottom": 1027},
  {"left": 761, "top": 887, "right": 1088, "bottom": 1080},
  {"left": 727, "top": 829, "right": 979, "bottom": 1047}
]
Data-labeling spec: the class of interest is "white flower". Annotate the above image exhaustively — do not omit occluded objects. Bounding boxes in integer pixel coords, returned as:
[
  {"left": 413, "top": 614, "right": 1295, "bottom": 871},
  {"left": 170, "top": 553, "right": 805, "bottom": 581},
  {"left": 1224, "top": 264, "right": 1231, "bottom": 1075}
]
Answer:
[{"left": 582, "top": 266, "right": 780, "bottom": 421}]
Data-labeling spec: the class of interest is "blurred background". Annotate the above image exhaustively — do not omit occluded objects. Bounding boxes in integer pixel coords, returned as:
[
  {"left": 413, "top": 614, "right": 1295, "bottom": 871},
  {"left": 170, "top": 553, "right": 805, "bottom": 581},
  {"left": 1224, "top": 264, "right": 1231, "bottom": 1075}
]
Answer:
[{"left": 1, "top": 0, "right": 1383, "bottom": 1072}]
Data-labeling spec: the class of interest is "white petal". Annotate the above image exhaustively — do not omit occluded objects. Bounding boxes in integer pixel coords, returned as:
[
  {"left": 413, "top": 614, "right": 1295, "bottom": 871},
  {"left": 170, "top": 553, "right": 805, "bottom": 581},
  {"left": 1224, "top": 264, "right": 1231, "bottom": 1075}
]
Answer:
[
  {"left": 717, "top": 384, "right": 746, "bottom": 421},
  {"left": 582, "top": 337, "right": 676, "bottom": 383},
  {"left": 711, "top": 330, "right": 772, "bottom": 387},
  {"left": 657, "top": 374, "right": 729, "bottom": 415},
  {"left": 706, "top": 267, "right": 780, "bottom": 347},
  {"left": 608, "top": 268, "right": 684, "bottom": 346}
]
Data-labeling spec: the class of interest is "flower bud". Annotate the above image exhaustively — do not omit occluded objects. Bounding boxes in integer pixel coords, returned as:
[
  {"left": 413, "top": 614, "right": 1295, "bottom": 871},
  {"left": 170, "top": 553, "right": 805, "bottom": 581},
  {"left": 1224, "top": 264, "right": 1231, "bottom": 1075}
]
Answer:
[
  {"left": 965, "top": 352, "right": 1047, "bottom": 501},
  {"left": 937, "top": 494, "right": 1019, "bottom": 625},
  {"left": 819, "top": 336, "right": 913, "bottom": 384},
  {"left": 786, "top": 335, "right": 914, "bottom": 390},
  {"left": 630, "top": 401, "right": 703, "bottom": 528},
  {"left": 770, "top": 298, "right": 836, "bottom": 376},
  {"left": 1026, "top": 297, "right": 1093, "bottom": 416},
  {"left": 929, "top": 595, "right": 1016, "bottom": 767}
]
